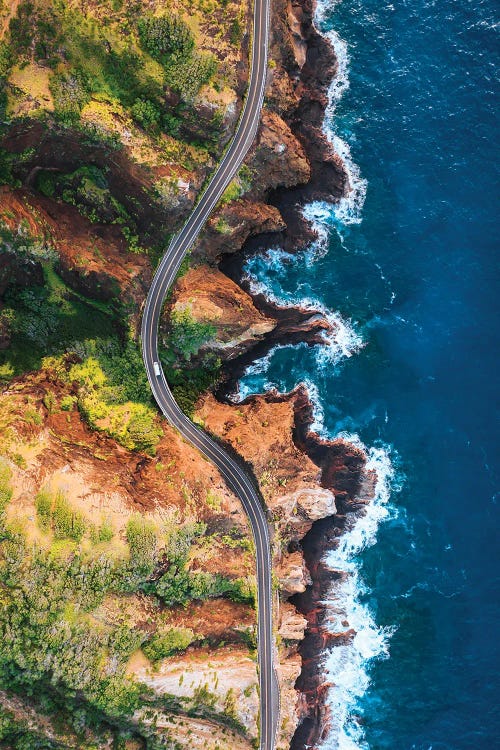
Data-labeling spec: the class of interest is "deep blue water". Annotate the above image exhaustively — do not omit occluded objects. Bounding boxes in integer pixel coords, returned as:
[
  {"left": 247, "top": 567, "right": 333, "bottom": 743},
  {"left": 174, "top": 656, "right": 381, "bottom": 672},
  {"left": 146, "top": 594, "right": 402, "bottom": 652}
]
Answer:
[{"left": 239, "top": 0, "right": 500, "bottom": 747}]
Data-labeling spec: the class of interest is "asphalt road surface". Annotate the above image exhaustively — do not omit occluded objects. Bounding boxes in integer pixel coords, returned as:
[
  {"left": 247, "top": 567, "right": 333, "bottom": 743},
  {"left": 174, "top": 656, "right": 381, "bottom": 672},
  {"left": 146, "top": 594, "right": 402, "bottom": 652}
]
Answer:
[{"left": 140, "top": 1, "right": 280, "bottom": 747}]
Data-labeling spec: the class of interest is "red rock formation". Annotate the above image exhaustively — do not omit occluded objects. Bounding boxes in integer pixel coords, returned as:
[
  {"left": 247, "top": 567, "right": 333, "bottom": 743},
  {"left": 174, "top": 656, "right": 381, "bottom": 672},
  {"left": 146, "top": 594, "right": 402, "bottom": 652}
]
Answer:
[{"left": 193, "top": 199, "right": 286, "bottom": 262}]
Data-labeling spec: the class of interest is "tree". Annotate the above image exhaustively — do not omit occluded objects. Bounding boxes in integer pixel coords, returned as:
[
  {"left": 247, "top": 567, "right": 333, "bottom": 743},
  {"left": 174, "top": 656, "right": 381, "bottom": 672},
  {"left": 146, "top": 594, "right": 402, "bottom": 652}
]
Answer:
[{"left": 138, "top": 15, "right": 194, "bottom": 62}]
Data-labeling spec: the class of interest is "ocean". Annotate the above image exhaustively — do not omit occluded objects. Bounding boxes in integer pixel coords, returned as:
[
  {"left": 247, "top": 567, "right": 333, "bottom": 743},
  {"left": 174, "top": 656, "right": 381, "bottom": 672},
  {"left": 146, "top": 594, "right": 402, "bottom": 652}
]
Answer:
[{"left": 237, "top": 0, "right": 500, "bottom": 747}]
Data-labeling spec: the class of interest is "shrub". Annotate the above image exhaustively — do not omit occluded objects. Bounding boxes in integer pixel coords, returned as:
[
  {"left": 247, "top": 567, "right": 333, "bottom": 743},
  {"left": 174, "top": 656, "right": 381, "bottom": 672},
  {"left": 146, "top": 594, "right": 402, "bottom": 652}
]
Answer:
[
  {"left": 126, "top": 514, "right": 157, "bottom": 577},
  {"left": 143, "top": 627, "right": 195, "bottom": 662},
  {"left": 138, "top": 15, "right": 194, "bottom": 62},
  {"left": 153, "top": 564, "right": 193, "bottom": 607},
  {"left": 34, "top": 490, "right": 52, "bottom": 532},
  {"left": 165, "top": 52, "right": 217, "bottom": 101},
  {"left": 169, "top": 306, "right": 216, "bottom": 361},
  {"left": 164, "top": 521, "right": 206, "bottom": 565},
  {"left": 60, "top": 395, "right": 76, "bottom": 411},
  {"left": 131, "top": 98, "right": 161, "bottom": 130},
  {"left": 42, "top": 391, "right": 57, "bottom": 414},
  {"left": 8, "top": 2, "right": 33, "bottom": 56},
  {"left": 52, "top": 493, "right": 86, "bottom": 542},
  {"left": 49, "top": 70, "right": 90, "bottom": 122},
  {"left": 35, "top": 490, "right": 86, "bottom": 541},
  {"left": 219, "top": 178, "right": 242, "bottom": 205},
  {"left": 0, "top": 460, "right": 12, "bottom": 512},
  {"left": 97, "top": 519, "right": 114, "bottom": 543},
  {"left": 206, "top": 490, "right": 222, "bottom": 511},
  {"left": 230, "top": 18, "right": 243, "bottom": 46},
  {"left": 0, "top": 42, "right": 12, "bottom": 78}
]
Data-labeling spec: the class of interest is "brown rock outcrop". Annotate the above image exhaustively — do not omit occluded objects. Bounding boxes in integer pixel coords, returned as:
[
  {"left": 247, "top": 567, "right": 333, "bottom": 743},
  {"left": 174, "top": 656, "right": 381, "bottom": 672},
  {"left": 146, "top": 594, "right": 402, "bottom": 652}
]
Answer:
[
  {"left": 164, "top": 264, "right": 277, "bottom": 361},
  {"left": 238, "top": 0, "right": 348, "bottom": 255},
  {"left": 279, "top": 602, "right": 308, "bottom": 642},
  {"left": 194, "top": 199, "right": 285, "bottom": 262},
  {"left": 195, "top": 385, "right": 369, "bottom": 748},
  {"left": 277, "top": 550, "right": 312, "bottom": 596},
  {"left": 245, "top": 110, "right": 311, "bottom": 196}
]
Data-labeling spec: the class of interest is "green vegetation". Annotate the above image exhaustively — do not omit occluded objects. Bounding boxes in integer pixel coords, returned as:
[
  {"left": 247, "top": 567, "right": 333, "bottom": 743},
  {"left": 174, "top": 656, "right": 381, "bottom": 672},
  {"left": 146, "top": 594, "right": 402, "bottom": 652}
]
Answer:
[
  {"left": 1, "top": 2, "right": 225, "bottom": 145},
  {"left": 35, "top": 166, "right": 130, "bottom": 225},
  {"left": 168, "top": 305, "right": 216, "bottom": 361},
  {"left": 44, "top": 341, "right": 163, "bottom": 455},
  {"left": 0, "top": 704, "right": 59, "bottom": 749},
  {"left": 49, "top": 69, "right": 91, "bottom": 122},
  {"left": 0, "top": 257, "right": 117, "bottom": 379},
  {"left": 163, "top": 357, "right": 221, "bottom": 418},
  {"left": 130, "top": 96, "right": 161, "bottom": 131},
  {"left": 219, "top": 178, "right": 243, "bottom": 206},
  {"left": 35, "top": 490, "right": 86, "bottom": 541},
  {"left": 0, "top": 216, "right": 162, "bottom": 453},
  {"left": 0, "top": 462, "right": 254, "bottom": 746},
  {"left": 206, "top": 489, "right": 222, "bottom": 511},
  {"left": 0, "top": 459, "right": 12, "bottom": 510},
  {"left": 158, "top": 301, "right": 222, "bottom": 415},
  {"left": 138, "top": 14, "right": 195, "bottom": 62},
  {"left": 142, "top": 627, "right": 195, "bottom": 663},
  {"left": 137, "top": 13, "right": 216, "bottom": 102},
  {"left": 126, "top": 513, "right": 158, "bottom": 577}
]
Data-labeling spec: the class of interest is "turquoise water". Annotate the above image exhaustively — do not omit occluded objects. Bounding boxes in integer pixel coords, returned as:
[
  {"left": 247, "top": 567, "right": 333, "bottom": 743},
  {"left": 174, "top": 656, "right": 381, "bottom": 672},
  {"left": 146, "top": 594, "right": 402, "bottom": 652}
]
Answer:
[{"left": 238, "top": 0, "right": 500, "bottom": 747}]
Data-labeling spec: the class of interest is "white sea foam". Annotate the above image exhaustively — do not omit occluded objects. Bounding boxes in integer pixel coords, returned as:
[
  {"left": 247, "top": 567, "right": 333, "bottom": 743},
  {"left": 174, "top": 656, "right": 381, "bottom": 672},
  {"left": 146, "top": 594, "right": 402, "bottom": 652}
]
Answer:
[
  {"left": 236, "top": 271, "right": 363, "bottom": 400},
  {"left": 318, "top": 308, "right": 364, "bottom": 366},
  {"left": 322, "top": 26, "right": 368, "bottom": 230},
  {"left": 235, "top": 345, "right": 282, "bottom": 401},
  {"left": 319, "top": 437, "right": 399, "bottom": 750},
  {"left": 303, "top": 379, "right": 328, "bottom": 437},
  {"left": 239, "top": 6, "right": 393, "bottom": 745},
  {"left": 301, "top": 202, "right": 332, "bottom": 260},
  {"left": 243, "top": 263, "right": 364, "bottom": 371}
]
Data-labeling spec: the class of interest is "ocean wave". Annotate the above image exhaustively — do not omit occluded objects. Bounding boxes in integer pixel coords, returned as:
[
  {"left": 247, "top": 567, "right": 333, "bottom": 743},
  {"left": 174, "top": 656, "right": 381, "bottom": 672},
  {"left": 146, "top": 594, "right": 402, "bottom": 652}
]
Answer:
[
  {"left": 319, "top": 437, "right": 400, "bottom": 750},
  {"left": 235, "top": 346, "right": 282, "bottom": 401},
  {"left": 303, "top": 379, "right": 328, "bottom": 436},
  {"left": 234, "top": 316, "right": 361, "bottom": 400},
  {"left": 323, "top": 25, "right": 367, "bottom": 230},
  {"left": 234, "top": 284, "right": 363, "bottom": 400},
  {"left": 308, "top": 3, "right": 368, "bottom": 237},
  {"left": 243, "top": 265, "right": 364, "bottom": 371},
  {"left": 301, "top": 202, "right": 332, "bottom": 260},
  {"left": 317, "top": 308, "right": 364, "bottom": 366}
]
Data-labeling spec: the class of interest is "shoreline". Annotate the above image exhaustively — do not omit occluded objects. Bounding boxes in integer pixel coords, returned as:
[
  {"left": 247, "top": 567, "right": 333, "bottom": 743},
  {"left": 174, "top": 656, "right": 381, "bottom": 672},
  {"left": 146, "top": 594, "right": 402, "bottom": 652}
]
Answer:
[
  {"left": 211, "top": 2, "right": 388, "bottom": 747},
  {"left": 210, "top": 1, "right": 369, "bottom": 744}
]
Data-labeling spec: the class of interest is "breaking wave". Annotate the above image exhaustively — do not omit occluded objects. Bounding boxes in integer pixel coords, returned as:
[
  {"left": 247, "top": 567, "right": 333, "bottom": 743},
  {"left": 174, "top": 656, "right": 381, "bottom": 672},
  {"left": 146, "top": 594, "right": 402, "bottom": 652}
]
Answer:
[
  {"left": 320, "top": 437, "right": 400, "bottom": 750},
  {"left": 323, "top": 25, "right": 367, "bottom": 231},
  {"left": 242, "top": 260, "right": 364, "bottom": 378},
  {"left": 236, "top": 3, "right": 398, "bottom": 747}
]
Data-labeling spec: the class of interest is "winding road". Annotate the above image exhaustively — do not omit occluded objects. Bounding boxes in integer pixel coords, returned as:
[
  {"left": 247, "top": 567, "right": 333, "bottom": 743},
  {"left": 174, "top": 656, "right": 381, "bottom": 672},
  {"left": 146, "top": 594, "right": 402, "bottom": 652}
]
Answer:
[{"left": 140, "top": 1, "right": 279, "bottom": 748}]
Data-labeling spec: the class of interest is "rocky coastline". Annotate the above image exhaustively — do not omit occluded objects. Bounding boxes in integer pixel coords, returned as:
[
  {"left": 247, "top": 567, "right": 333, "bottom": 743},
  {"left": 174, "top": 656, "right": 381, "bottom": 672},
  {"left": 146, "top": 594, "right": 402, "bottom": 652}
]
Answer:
[{"left": 202, "top": 1, "right": 373, "bottom": 746}]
